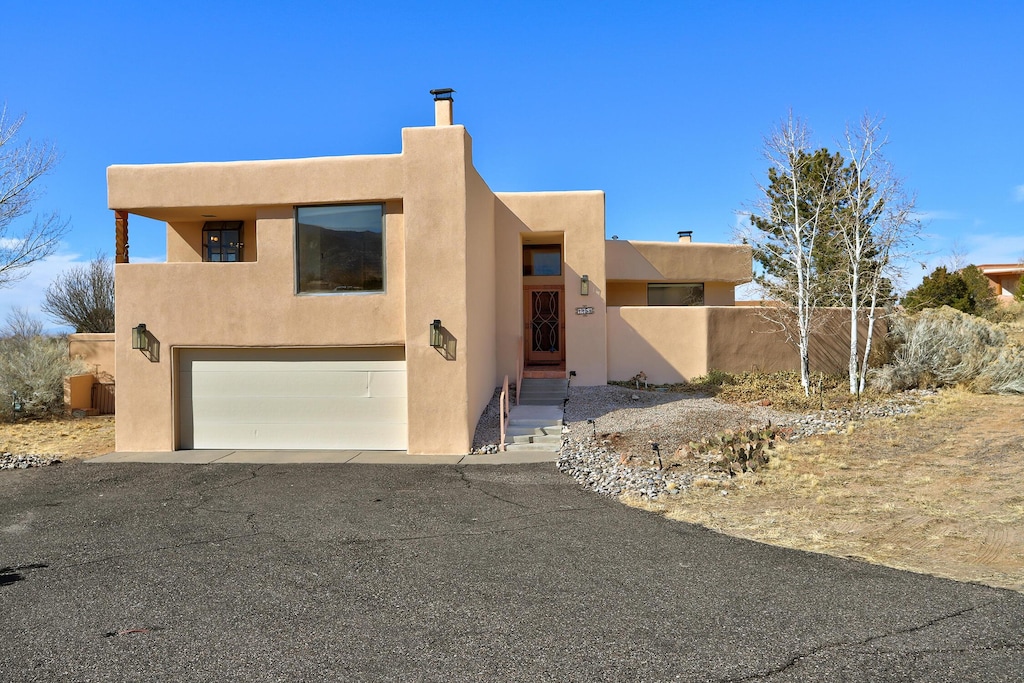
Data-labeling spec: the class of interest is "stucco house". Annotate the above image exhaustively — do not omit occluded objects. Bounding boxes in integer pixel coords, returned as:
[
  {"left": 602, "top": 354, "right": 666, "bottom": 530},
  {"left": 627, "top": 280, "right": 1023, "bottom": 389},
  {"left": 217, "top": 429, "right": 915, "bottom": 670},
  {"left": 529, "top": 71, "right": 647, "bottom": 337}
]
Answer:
[
  {"left": 977, "top": 263, "right": 1022, "bottom": 302},
  {"left": 107, "top": 93, "right": 755, "bottom": 456}
]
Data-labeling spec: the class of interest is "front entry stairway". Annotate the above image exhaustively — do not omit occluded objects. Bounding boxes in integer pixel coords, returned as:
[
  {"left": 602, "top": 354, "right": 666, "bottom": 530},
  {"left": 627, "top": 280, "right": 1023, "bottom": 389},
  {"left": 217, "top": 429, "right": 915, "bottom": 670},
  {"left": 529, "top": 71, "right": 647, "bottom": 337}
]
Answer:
[{"left": 503, "top": 378, "right": 569, "bottom": 453}]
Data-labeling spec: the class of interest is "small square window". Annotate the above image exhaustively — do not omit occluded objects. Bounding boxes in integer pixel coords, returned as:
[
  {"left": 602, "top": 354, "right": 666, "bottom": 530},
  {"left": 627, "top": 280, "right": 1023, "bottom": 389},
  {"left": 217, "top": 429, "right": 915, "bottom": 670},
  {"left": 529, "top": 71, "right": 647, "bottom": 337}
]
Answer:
[
  {"left": 647, "top": 283, "right": 704, "bottom": 306},
  {"left": 203, "top": 221, "right": 244, "bottom": 262},
  {"left": 296, "top": 204, "right": 384, "bottom": 293}
]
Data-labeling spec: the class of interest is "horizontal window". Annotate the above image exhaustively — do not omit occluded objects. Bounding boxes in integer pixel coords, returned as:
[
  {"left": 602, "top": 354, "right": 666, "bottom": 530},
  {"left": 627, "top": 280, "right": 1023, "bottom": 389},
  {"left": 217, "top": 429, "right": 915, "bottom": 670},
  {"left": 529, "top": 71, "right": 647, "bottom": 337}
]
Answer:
[
  {"left": 296, "top": 204, "right": 384, "bottom": 294},
  {"left": 523, "top": 245, "right": 562, "bottom": 276},
  {"left": 647, "top": 283, "right": 704, "bottom": 306}
]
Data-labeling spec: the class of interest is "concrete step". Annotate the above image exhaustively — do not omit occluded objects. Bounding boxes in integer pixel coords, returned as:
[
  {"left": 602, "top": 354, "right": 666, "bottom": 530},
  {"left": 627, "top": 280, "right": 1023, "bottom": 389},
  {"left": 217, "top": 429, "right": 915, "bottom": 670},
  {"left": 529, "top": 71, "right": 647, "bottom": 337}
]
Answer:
[
  {"left": 507, "top": 417, "right": 563, "bottom": 429},
  {"left": 520, "top": 378, "right": 569, "bottom": 389},
  {"left": 518, "top": 397, "right": 567, "bottom": 406},
  {"left": 508, "top": 428, "right": 561, "bottom": 440},
  {"left": 510, "top": 434, "right": 561, "bottom": 445},
  {"left": 503, "top": 403, "right": 564, "bottom": 452},
  {"left": 504, "top": 441, "right": 561, "bottom": 453}
]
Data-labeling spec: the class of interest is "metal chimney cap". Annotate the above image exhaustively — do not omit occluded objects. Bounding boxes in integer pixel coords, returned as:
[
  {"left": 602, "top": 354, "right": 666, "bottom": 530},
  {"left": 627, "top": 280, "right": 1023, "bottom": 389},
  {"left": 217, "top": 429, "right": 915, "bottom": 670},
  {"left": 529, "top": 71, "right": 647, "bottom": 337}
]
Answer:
[
  {"left": 430, "top": 88, "right": 455, "bottom": 101},
  {"left": 677, "top": 230, "right": 693, "bottom": 237}
]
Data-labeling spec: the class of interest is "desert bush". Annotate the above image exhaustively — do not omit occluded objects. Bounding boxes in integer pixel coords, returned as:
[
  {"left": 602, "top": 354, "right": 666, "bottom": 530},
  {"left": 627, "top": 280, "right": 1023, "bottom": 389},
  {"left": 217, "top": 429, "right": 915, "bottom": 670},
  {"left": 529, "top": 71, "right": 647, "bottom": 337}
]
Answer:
[
  {"left": 870, "top": 306, "right": 1024, "bottom": 394},
  {"left": 0, "top": 309, "right": 85, "bottom": 420}
]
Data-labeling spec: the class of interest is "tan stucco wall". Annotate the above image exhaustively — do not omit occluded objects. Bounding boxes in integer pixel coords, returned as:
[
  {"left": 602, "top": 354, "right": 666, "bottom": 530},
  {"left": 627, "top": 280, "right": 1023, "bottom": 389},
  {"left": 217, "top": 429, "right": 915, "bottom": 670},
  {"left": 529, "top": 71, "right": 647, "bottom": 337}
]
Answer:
[
  {"left": 167, "top": 220, "right": 258, "bottom": 263},
  {"left": 465, "top": 165, "right": 498, "bottom": 432},
  {"left": 69, "top": 333, "right": 115, "bottom": 383},
  {"left": 399, "top": 125, "right": 476, "bottom": 455},
  {"left": 65, "top": 373, "right": 95, "bottom": 411},
  {"left": 705, "top": 282, "right": 735, "bottom": 306},
  {"left": 114, "top": 200, "right": 408, "bottom": 452},
  {"left": 606, "top": 282, "right": 647, "bottom": 306},
  {"left": 707, "top": 307, "right": 884, "bottom": 376},
  {"left": 108, "top": 154, "right": 405, "bottom": 222},
  {"left": 606, "top": 240, "right": 752, "bottom": 284},
  {"left": 608, "top": 306, "right": 884, "bottom": 384},
  {"left": 494, "top": 190, "right": 608, "bottom": 386},
  {"left": 607, "top": 307, "right": 709, "bottom": 383},
  {"left": 607, "top": 281, "right": 736, "bottom": 306}
]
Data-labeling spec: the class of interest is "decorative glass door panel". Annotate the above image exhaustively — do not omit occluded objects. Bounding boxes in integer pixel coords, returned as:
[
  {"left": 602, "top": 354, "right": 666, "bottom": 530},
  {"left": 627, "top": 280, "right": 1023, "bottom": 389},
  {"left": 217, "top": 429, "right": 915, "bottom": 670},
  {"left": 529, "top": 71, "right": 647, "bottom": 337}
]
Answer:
[{"left": 524, "top": 287, "right": 564, "bottom": 365}]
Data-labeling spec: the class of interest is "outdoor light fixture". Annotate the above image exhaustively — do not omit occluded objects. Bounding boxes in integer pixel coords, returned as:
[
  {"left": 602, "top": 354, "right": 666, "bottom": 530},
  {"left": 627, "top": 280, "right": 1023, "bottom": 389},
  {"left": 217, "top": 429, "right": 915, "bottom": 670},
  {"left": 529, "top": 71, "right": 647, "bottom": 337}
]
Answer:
[
  {"left": 430, "top": 88, "right": 455, "bottom": 101},
  {"left": 580, "top": 274, "right": 590, "bottom": 296},
  {"left": 430, "top": 320, "right": 443, "bottom": 348},
  {"left": 132, "top": 323, "right": 149, "bottom": 352},
  {"left": 12, "top": 391, "right": 23, "bottom": 414}
]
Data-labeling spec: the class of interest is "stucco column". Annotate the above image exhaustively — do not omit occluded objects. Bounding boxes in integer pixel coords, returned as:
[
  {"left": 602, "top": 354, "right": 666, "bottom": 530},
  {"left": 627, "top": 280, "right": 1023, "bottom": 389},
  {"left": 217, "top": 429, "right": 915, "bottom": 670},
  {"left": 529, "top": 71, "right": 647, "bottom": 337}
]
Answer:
[{"left": 401, "top": 125, "right": 473, "bottom": 454}]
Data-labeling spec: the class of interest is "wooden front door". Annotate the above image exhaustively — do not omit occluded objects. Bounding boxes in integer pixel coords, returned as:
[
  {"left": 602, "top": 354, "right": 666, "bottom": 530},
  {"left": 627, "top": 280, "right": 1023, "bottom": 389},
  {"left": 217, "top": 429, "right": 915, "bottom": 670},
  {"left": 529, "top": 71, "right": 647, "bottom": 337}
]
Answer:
[{"left": 524, "top": 286, "right": 565, "bottom": 365}]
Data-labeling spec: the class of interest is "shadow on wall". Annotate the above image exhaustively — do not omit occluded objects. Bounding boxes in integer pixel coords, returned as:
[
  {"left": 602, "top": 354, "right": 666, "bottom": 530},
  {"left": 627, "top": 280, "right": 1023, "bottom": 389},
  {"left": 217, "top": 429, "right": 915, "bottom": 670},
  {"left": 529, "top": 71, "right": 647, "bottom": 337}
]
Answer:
[
  {"left": 432, "top": 324, "right": 457, "bottom": 361},
  {"left": 607, "top": 306, "right": 886, "bottom": 386}
]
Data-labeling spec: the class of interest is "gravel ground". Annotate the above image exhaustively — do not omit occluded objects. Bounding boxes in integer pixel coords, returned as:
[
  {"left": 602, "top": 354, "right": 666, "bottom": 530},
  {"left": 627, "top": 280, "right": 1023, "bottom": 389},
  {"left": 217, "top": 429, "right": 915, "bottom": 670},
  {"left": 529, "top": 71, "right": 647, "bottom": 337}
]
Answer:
[
  {"left": 473, "top": 382, "right": 932, "bottom": 498},
  {"left": 1, "top": 452, "right": 61, "bottom": 470},
  {"left": 558, "top": 384, "right": 932, "bottom": 500}
]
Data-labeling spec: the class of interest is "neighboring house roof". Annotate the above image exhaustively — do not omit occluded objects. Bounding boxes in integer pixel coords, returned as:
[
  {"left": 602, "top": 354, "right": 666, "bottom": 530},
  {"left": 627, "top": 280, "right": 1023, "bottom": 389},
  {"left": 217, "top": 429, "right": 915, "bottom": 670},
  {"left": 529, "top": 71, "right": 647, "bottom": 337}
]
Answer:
[{"left": 976, "top": 263, "right": 1024, "bottom": 275}]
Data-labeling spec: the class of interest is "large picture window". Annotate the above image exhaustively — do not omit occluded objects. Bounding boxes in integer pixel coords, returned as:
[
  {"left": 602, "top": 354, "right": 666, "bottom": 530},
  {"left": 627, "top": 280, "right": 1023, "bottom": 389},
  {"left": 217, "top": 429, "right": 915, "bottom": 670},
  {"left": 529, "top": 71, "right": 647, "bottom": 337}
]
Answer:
[
  {"left": 647, "top": 283, "right": 704, "bottom": 306},
  {"left": 296, "top": 204, "right": 384, "bottom": 293}
]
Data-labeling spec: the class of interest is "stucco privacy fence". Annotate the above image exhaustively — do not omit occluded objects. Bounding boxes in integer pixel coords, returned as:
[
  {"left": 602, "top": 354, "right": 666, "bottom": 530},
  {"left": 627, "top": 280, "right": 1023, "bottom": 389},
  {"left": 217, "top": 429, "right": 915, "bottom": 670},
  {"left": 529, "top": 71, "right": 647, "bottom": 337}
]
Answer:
[
  {"left": 607, "top": 306, "right": 885, "bottom": 385},
  {"left": 64, "top": 333, "right": 116, "bottom": 415}
]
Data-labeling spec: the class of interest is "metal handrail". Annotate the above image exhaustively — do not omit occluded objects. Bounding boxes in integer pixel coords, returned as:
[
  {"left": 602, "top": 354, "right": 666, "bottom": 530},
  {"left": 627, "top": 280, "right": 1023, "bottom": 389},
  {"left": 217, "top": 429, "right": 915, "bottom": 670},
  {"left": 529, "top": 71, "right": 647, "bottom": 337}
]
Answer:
[
  {"left": 516, "top": 336, "right": 524, "bottom": 406},
  {"left": 499, "top": 374, "right": 510, "bottom": 452}
]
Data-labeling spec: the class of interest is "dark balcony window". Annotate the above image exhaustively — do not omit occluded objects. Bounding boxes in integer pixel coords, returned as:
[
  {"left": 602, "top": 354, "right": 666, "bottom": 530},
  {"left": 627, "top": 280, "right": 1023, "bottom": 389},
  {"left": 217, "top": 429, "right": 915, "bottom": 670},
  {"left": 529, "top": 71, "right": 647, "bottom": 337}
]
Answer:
[{"left": 203, "top": 221, "right": 244, "bottom": 262}]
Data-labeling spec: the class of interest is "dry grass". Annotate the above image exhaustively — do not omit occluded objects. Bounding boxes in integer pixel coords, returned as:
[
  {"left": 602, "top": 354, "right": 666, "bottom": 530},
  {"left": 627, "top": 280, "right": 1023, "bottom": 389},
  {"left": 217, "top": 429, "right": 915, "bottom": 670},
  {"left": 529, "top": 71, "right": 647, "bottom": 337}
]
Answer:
[
  {"left": 0, "top": 415, "right": 115, "bottom": 460},
  {"left": 630, "top": 389, "right": 1024, "bottom": 592}
]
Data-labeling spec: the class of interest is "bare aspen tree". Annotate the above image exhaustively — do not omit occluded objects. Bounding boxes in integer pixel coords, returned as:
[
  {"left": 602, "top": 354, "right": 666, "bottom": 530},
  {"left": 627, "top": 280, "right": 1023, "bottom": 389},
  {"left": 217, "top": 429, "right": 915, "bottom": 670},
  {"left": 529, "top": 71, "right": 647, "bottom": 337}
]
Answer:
[
  {"left": 744, "top": 113, "right": 842, "bottom": 395},
  {"left": 836, "top": 114, "right": 920, "bottom": 394},
  {"left": 0, "top": 104, "right": 69, "bottom": 287}
]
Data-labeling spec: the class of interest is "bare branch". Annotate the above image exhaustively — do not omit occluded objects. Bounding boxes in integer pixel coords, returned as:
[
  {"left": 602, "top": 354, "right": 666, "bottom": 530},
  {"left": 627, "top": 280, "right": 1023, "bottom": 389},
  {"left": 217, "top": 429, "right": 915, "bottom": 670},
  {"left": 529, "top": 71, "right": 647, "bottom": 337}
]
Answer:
[
  {"left": 0, "top": 104, "right": 69, "bottom": 287},
  {"left": 41, "top": 254, "right": 115, "bottom": 333}
]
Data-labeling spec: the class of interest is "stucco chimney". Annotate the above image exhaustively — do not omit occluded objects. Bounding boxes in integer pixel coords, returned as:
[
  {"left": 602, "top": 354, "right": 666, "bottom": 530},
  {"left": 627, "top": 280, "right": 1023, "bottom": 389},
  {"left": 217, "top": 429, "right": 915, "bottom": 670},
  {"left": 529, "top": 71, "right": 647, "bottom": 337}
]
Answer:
[
  {"left": 430, "top": 88, "right": 455, "bottom": 126},
  {"left": 677, "top": 230, "right": 693, "bottom": 243}
]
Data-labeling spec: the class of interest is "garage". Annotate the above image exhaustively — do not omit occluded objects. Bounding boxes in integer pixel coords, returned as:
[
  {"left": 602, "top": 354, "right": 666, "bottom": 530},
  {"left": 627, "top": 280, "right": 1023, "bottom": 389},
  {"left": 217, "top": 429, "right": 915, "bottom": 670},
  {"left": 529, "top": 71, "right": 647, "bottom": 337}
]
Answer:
[{"left": 178, "top": 347, "right": 407, "bottom": 450}]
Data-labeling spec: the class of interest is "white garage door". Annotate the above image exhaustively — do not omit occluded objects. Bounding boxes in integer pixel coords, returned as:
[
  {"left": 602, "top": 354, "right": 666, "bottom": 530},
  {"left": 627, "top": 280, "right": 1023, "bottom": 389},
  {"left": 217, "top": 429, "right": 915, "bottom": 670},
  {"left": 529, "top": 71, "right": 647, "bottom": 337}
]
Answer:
[{"left": 178, "top": 347, "right": 407, "bottom": 450}]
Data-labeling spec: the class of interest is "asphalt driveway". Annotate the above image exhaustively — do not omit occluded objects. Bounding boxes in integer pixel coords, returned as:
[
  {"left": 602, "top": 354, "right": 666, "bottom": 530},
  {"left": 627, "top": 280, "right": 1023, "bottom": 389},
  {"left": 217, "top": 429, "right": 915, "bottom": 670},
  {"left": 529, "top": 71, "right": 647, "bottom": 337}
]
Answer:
[{"left": 1, "top": 461, "right": 1022, "bottom": 682}]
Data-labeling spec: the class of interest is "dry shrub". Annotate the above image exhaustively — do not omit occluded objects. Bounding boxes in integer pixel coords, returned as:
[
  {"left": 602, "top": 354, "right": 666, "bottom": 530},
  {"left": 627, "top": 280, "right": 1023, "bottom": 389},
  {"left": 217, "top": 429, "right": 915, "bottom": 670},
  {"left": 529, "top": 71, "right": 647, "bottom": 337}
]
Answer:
[
  {"left": 0, "top": 311, "right": 85, "bottom": 420},
  {"left": 870, "top": 306, "right": 1024, "bottom": 394}
]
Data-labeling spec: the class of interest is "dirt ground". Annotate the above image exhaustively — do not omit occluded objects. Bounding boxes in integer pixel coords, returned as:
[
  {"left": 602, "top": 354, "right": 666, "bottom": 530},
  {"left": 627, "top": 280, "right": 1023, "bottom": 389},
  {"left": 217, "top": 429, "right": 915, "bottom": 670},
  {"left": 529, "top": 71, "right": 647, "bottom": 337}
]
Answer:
[
  {"left": 631, "top": 389, "right": 1024, "bottom": 593},
  {"left": 0, "top": 415, "right": 115, "bottom": 460}
]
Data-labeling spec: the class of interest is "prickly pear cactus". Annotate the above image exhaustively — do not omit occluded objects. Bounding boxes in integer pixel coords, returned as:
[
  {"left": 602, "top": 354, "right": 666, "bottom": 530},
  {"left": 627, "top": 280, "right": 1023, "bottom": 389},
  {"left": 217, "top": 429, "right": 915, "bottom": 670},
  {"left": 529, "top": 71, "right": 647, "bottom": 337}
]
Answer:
[{"left": 685, "top": 423, "right": 787, "bottom": 476}]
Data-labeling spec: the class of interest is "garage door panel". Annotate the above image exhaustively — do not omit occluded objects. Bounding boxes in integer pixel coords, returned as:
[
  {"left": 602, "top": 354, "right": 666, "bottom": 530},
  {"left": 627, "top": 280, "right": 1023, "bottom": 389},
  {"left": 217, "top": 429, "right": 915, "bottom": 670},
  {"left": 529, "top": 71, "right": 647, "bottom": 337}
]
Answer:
[
  {"left": 193, "top": 422, "right": 408, "bottom": 450},
  {"left": 367, "top": 371, "right": 408, "bottom": 398},
  {"left": 179, "top": 348, "right": 407, "bottom": 450},
  {"left": 188, "top": 370, "right": 370, "bottom": 399},
  {"left": 190, "top": 396, "right": 407, "bottom": 424},
  {"left": 187, "top": 359, "right": 406, "bottom": 374}
]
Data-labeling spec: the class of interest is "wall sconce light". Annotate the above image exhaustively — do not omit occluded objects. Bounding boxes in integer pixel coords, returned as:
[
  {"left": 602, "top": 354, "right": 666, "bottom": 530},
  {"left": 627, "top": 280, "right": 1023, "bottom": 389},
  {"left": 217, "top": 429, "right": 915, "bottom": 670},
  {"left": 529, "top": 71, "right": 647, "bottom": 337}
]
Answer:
[
  {"left": 132, "top": 323, "right": 149, "bottom": 352},
  {"left": 430, "top": 320, "right": 443, "bottom": 348},
  {"left": 580, "top": 274, "right": 590, "bottom": 296}
]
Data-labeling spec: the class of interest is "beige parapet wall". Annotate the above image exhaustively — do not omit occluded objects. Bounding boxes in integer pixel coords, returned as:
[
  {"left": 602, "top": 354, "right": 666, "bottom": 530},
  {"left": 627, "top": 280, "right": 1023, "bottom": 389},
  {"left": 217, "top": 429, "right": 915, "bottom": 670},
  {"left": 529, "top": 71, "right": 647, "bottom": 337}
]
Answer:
[
  {"left": 608, "top": 306, "right": 886, "bottom": 384},
  {"left": 69, "top": 333, "right": 115, "bottom": 383}
]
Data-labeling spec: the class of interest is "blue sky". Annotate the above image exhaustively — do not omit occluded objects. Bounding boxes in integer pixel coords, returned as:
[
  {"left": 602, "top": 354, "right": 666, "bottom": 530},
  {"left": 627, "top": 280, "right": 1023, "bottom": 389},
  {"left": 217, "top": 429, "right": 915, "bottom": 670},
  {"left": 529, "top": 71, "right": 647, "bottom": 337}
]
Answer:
[{"left": 3, "top": 1, "right": 1023, "bottom": 327}]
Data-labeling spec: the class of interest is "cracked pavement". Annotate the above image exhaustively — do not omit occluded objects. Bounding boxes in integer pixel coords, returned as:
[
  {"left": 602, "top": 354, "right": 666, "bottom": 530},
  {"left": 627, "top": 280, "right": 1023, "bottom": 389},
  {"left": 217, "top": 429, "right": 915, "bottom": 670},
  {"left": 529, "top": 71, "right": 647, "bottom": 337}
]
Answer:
[{"left": 1, "top": 461, "right": 1022, "bottom": 682}]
